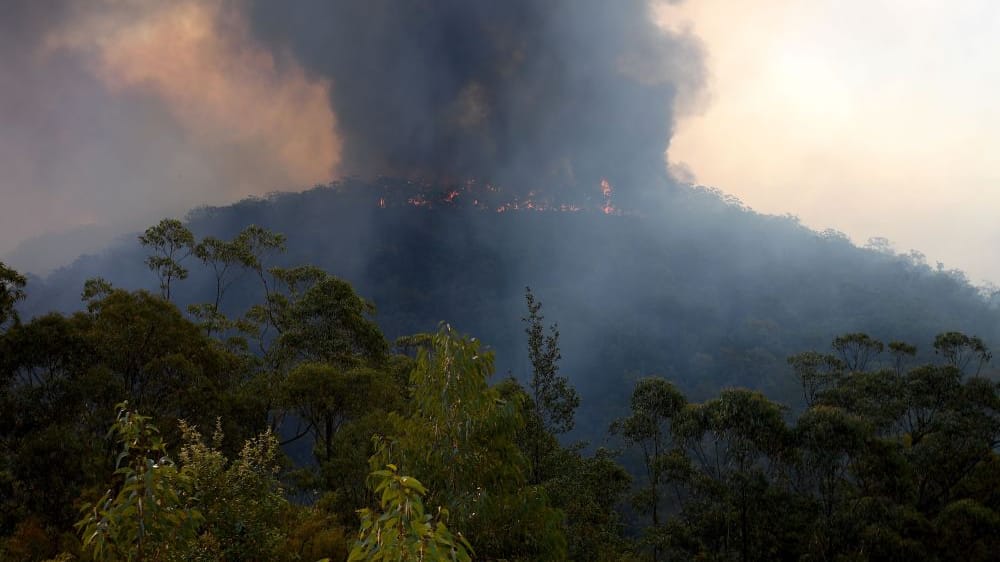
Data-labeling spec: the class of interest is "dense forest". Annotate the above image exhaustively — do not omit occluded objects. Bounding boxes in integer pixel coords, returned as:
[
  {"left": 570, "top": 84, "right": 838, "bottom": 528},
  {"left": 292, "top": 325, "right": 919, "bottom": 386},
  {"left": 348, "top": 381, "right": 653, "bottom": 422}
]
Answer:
[
  {"left": 5, "top": 0, "right": 995, "bottom": 558},
  {"left": 22, "top": 181, "right": 1000, "bottom": 416},
  {"left": 3, "top": 182, "right": 1000, "bottom": 560}
]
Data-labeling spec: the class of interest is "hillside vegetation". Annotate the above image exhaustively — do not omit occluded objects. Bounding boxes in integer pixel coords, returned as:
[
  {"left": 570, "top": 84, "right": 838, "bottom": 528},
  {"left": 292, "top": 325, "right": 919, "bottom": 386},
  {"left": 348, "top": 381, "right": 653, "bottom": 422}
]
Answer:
[{"left": 4, "top": 182, "right": 1000, "bottom": 560}]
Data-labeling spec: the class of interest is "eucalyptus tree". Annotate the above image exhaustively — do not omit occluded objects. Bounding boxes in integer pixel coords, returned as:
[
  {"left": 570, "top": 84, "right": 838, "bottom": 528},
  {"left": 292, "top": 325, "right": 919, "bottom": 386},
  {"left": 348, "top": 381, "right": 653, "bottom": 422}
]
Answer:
[
  {"left": 138, "top": 218, "right": 195, "bottom": 301},
  {"left": 0, "top": 261, "right": 26, "bottom": 329},
  {"left": 374, "top": 325, "right": 567, "bottom": 561},
  {"left": 672, "top": 389, "right": 791, "bottom": 562},
  {"left": 610, "top": 377, "right": 687, "bottom": 561},
  {"left": 191, "top": 224, "right": 286, "bottom": 339},
  {"left": 522, "top": 286, "right": 579, "bottom": 484}
]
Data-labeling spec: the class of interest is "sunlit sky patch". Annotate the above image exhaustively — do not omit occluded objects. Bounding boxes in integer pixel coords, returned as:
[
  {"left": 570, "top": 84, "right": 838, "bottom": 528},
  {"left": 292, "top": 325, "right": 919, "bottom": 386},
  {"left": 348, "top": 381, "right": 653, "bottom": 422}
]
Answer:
[{"left": 659, "top": 0, "right": 1000, "bottom": 284}]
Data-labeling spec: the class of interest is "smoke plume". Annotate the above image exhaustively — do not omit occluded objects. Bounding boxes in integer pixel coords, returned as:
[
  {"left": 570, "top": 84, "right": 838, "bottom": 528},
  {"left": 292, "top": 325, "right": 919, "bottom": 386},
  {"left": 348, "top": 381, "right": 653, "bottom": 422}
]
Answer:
[
  {"left": 0, "top": 0, "right": 338, "bottom": 270},
  {"left": 1, "top": 1, "right": 704, "bottom": 274},
  {"left": 247, "top": 0, "right": 705, "bottom": 206}
]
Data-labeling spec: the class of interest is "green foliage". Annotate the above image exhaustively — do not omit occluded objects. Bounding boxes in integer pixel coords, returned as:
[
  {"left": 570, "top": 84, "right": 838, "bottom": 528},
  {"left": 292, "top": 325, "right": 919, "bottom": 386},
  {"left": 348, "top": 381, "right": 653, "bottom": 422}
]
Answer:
[
  {"left": 888, "top": 340, "right": 918, "bottom": 374},
  {"left": 84, "top": 289, "right": 244, "bottom": 432},
  {"left": 1, "top": 516, "right": 65, "bottom": 562},
  {"left": 272, "top": 269, "right": 388, "bottom": 368},
  {"left": 499, "top": 375, "right": 633, "bottom": 561},
  {"left": 264, "top": 271, "right": 398, "bottom": 507},
  {"left": 193, "top": 237, "right": 240, "bottom": 311},
  {"left": 282, "top": 504, "right": 352, "bottom": 562},
  {"left": 522, "top": 287, "right": 580, "bottom": 486},
  {"left": 349, "top": 458, "right": 472, "bottom": 562},
  {"left": 375, "top": 324, "right": 567, "bottom": 560},
  {"left": 786, "top": 350, "right": 844, "bottom": 407},
  {"left": 138, "top": 219, "right": 195, "bottom": 301},
  {"left": 0, "top": 286, "right": 255, "bottom": 551},
  {"left": 541, "top": 446, "right": 634, "bottom": 561},
  {"left": 10, "top": 214, "right": 1000, "bottom": 561},
  {"left": 778, "top": 331, "right": 999, "bottom": 560},
  {"left": 671, "top": 389, "right": 790, "bottom": 562},
  {"left": 82, "top": 277, "right": 115, "bottom": 306},
  {"left": 0, "top": 261, "right": 27, "bottom": 329},
  {"left": 76, "top": 404, "right": 202, "bottom": 561},
  {"left": 230, "top": 224, "right": 287, "bottom": 276},
  {"left": 393, "top": 325, "right": 527, "bottom": 493},
  {"left": 831, "top": 332, "right": 884, "bottom": 372},
  {"left": 72, "top": 405, "right": 302, "bottom": 562},
  {"left": 933, "top": 331, "right": 992, "bottom": 376},
  {"left": 793, "top": 405, "right": 872, "bottom": 557},
  {"left": 189, "top": 224, "right": 286, "bottom": 337},
  {"left": 1, "top": 312, "right": 119, "bottom": 528},
  {"left": 676, "top": 389, "right": 789, "bottom": 474},
  {"left": 611, "top": 376, "right": 687, "bottom": 546},
  {"left": 171, "top": 420, "right": 288, "bottom": 561},
  {"left": 524, "top": 287, "right": 580, "bottom": 436},
  {"left": 934, "top": 499, "right": 1000, "bottom": 561},
  {"left": 281, "top": 362, "right": 401, "bottom": 469}
]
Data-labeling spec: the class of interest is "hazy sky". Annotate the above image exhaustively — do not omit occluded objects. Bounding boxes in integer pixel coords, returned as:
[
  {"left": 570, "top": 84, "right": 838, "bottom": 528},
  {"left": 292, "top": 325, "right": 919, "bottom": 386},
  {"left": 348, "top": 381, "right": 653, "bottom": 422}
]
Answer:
[
  {"left": 0, "top": 0, "right": 338, "bottom": 270},
  {"left": 658, "top": 0, "right": 1000, "bottom": 284},
  {"left": 2, "top": 0, "right": 999, "bottom": 285}
]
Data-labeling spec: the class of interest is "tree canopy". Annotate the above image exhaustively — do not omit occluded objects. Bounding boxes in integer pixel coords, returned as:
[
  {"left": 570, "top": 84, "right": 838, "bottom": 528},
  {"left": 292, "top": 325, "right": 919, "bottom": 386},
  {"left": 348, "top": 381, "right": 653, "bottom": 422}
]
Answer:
[{"left": 3, "top": 217, "right": 1000, "bottom": 561}]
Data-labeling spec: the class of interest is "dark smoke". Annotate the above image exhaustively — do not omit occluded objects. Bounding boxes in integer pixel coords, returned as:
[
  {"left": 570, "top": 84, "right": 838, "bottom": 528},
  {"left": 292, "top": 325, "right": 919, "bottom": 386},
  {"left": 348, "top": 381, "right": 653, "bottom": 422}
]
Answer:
[
  {"left": 247, "top": 0, "right": 704, "bottom": 206},
  {"left": 0, "top": 0, "right": 341, "bottom": 272}
]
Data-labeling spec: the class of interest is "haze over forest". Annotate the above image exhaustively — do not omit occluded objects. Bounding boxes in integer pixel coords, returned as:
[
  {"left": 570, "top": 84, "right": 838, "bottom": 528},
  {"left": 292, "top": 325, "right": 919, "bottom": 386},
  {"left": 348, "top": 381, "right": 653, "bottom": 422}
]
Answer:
[
  {"left": 3, "top": 1, "right": 1000, "bottom": 561},
  {"left": 4, "top": 0, "right": 1000, "bottom": 285}
]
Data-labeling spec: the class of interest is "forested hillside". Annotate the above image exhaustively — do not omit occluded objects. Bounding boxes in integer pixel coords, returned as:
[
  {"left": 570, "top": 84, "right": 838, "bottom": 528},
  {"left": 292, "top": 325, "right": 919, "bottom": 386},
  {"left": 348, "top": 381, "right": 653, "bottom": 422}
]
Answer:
[
  {"left": 3, "top": 194, "right": 1000, "bottom": 559},
  {"left": 22, "top": 180, "right": 1000, "bottom": 422},
  {"left": 5, "top": 0, "right": 996, "bottom": 557}
]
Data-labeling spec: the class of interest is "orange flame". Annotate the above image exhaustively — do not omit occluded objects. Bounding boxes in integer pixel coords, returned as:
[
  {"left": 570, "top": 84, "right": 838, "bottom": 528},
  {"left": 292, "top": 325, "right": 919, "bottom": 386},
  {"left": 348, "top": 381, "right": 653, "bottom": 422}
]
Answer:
[
  {"left": 601, "top": 179, "right": 613, "bottom": 198},
  {"left": 407, "top": 195, "right": 430, "bottom": 207},
  {"left": 600, "top": 178, "right": 617, "bottom": 215},
  {"left": 371, "top": 177, "right": 614, "bottom": 215}
]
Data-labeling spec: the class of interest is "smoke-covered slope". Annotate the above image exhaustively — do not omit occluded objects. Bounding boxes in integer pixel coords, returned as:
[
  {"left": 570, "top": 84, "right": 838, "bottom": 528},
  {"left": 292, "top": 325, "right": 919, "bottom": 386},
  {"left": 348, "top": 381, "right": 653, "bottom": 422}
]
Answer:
[{"left": 23, "top": 179, "right": 1000, "bottom": 441}]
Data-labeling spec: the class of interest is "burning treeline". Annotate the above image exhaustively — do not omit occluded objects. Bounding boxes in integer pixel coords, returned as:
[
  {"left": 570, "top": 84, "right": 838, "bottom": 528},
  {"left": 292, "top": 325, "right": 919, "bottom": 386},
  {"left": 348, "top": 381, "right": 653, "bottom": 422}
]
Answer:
[{"left": 372, "top": 176, "right": 623, "bottom": 215}]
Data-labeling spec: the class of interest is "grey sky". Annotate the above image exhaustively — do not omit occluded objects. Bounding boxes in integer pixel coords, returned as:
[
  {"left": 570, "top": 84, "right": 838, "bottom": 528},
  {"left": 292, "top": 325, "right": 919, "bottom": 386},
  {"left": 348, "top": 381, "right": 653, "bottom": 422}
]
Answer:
[{"left": 660, "top": 0, "right": 1000, "bottom": 284}]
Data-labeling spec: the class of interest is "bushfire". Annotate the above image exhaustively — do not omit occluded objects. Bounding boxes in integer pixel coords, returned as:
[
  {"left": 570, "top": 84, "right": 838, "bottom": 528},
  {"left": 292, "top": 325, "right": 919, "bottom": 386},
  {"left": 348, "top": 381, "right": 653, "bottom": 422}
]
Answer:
[
  {"left": 371, "top": 178, "right": 627, "bottom": 215},
  {"left": 600, "top": 178, "right": 620, "bottom": 215}
]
